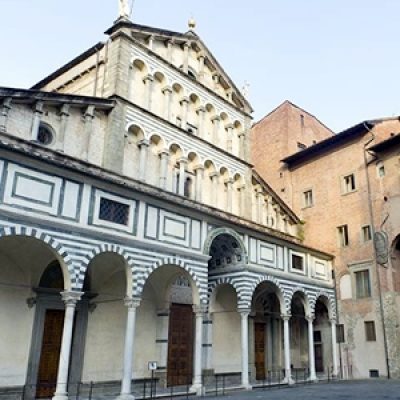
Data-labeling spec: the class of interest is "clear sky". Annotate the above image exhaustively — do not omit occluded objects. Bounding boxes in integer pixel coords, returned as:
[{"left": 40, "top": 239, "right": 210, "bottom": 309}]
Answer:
[{"left": 1, "top": 0, "right": 399, "bottom": 132}]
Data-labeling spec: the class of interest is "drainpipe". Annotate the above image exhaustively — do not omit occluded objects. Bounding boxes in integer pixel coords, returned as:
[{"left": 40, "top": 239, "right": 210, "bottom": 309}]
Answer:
[
  {"left": 363, "top": 122, "right": 390, "bottom": 379},
  {"left": 332, "top": 269, "right": 343, "bottom": 378}
]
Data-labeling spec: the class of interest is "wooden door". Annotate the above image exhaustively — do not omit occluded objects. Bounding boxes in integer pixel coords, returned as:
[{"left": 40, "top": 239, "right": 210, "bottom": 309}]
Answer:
[
  {"left": 36, "top": 310, "right": 65, "bottom": 398},
  {"left": 167, "top": 304, "right": 193, "bottom": 386},
  {"left": 254, "top": 323, "right": 266, "bottom": 380},
  {"left": 314, "top": 343, "right": 324, "bottom": 373}
]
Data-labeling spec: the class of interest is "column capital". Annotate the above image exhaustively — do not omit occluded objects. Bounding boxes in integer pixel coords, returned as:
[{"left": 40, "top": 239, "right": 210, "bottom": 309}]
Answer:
[
  {"left": 329, "top": 318, "right": 337, "bottom": 325},
  {"left": 180, "top": 96, "right": 190, "bottom": 105},
  {"left": 59, "top": 103, "right": 70, "bottom": 117},
  {"left": 306, "top": 315, "right": 315, "bottom": 323},
  {"left": 138, "top": 138, "right": 150, "bottom": 148},
  {"left": 33, "top": 100, "right": 44, "bottom": 113},
  {"left": 193, "top": 304, "right": 207, "bottom": 315},
  {"left": 158, "top": 148, "right": 170, "bottom": 157},
  {"left": 238, "top": 184, "right": 246, "bottom": 191},
  {"left": 124, "top": 296, "right": 141, "bottom": 309},
  {"left": 165, "top": 38, "right": 175, "bottom": 46},
  {"left": 209, "top": 171, "right": 219, "bottom": 179},
  {"left": 225, "top": 178, "right": 234, "bottom": 185},
  {"left": 2, "top": 97, "right": 12, "bottom": 110},
  {"left": 183, "top": 41, "right": 191, "bottom": 49},
  {"left": 61, "top": 291, "right": 83, "bottom": 306},
  {"left": 196, "top": 106, "right": 206, "bottom": 114},
  {"left": 143, "top": 74, "right": 154, "bottom": 83},
  {"left": 281, "top": 313, "right": 291, "bottom": 321},
  {"left": 193, "top": 164, "right": 204, "bottom": 172},
  {"left": 162, "top": 85, "right": 173, "bottom": 94},
  {"left": 197, "top": 53, "right": 205, "bottom": 61},
  {"left": 211, "top": 115, "right": 221, "bottom": 122},
  {"left": 225, "top": 123, "right": 234, "bottom": 130},
  {"left": 238, "top": 131, "right": 246, "bottom": 138},
  {"left": 178, "top": 156, "right": 188, "bottom": 165},
  {"left": 84, "top": 105, "right": 95, "bottom": 119},
  {"left": 238, "top": 308, "right": 251, "bottom": 316}
]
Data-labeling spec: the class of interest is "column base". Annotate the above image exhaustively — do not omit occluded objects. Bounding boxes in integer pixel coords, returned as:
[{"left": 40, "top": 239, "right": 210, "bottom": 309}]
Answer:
[
  {"left": 282, "top": 375, "right": 294, "bottom": 385},
  {"left": 308, "top": 375, "right": 318, "bottom": 383},
  {"left": 52, "top": 393, "right": 68, "bottom": 400},
  {"left": 241, "top": 382, "right": 252, "bottom": 390},
  {"left": 190, "top": 383, "right": 203, "bottom": 396},
  {"left": 115, "top": 394, "right": 135, "bottom": 400}
]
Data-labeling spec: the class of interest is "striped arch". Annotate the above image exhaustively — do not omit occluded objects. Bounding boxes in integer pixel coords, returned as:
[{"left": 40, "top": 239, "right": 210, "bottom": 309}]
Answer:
[
  {"left": 310, "top": 290, "right": 337, "bottom": 320},
  {"left": 134, "top": 256, "right": 208, "bottom": 304},
  {"left": 208, "top": 276, "right": 244, "bottom": 308},
  {"left": 0, "top": 225, "right": 75, "bottom": 290},
  {"left": 288, "top": 286, "right": 312, "bottom": 317},
  {"left": 83, "top": 243, "right": 135, "bottom": 296},
  {"left": 248, "top": 275, "right": 290, "bottom": 314}
]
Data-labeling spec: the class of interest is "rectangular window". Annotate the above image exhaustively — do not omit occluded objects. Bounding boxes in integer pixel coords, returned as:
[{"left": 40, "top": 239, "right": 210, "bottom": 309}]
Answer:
[
  {"left": 99, "top": 198, "right": 130, "bottom": 226},
  {"left": 362, "top": 225, "right": 372, "bottom": 242},
  {"left": 336, "top": 324, "right": 345, "bottom": 343},
  {"left": 355, "top": 270, "right": 371, "bottom": 298},
  {"left": 303, "top": 190, "right": 314, "bottom": 208},
  {"left": 365, "top": 321, "right": 376, "bottom": 341},
  {"left": 292, "top": 254, "right": 304, "bottom": 271},
  {"left": 343, "top": 173, "right": 356, "bottom": 193},
  {"left": 337, "top": 225, "right": 349, "bottom": 247}
]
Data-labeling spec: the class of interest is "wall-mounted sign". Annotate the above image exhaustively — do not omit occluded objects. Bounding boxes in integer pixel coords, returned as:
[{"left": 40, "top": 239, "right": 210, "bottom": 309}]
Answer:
[{"left": 148, "top": 361, "right": 158, "bottom": 371}]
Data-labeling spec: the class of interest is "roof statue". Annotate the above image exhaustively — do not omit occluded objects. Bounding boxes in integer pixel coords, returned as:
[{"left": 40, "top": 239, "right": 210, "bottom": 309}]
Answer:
[{"left": 118, "top": 0, "right": 132, "bottom": 19}]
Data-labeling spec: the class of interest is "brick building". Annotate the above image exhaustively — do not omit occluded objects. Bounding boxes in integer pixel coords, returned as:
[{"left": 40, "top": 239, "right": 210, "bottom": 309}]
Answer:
[{"left": 252, "top": 102, "right": 400, "bottom": 379}]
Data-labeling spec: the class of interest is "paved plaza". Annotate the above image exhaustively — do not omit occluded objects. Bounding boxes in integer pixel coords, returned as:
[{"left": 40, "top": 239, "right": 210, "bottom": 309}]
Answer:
[{"left": 208, "top": 381, "right": 400, "bottom": 400}]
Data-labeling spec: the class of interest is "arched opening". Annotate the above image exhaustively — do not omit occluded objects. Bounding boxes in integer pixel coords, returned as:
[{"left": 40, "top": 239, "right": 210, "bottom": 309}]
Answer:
[
  {"left": 82, "top": 252, "right": 129, "bottom": 383},
  {"left": 153, "top": 71, "right": 166, "bottom": 116},
  {"left": 204, "top": 160, "right": 216, "bottom": 206},
  {"left": 208, "top": 233, "right": 245, "bottom": 271},
  {"left": 314, "top": 297, "right": 332, "bottom": 376},
  {"left": 290, "top": 292, "right": 308, "bottom": 373},
  {"left": 131, "top": 59, "right": 148, "bottom": 107},
  {"left": 123, "top": 124, "right": 145, "bottom": 180},
  {"left": 138, "top": 265, "right": 200, "bottom": 388},
  {"left": 171, "top": 83, "right": 184, "bottom": 127},
  {"left": 148, "top": 134, "right": 165, "bottom": 187},
  {"left": 209, "top": 284, "right": 241, "bottom": 382},
  {"left": 251, "top": 281, "right": 283, "bottom": 382}
]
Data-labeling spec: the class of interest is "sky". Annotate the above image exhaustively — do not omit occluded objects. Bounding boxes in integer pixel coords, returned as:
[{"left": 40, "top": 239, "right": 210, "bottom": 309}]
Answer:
[{"left": 1, "top": 0, "right": 399, "bottom": 132}]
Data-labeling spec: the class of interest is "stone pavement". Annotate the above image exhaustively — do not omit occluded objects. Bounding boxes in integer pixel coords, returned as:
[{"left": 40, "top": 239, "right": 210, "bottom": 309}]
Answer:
[{"left": 206, "top": 380, "right": 400, "bottom": 400}]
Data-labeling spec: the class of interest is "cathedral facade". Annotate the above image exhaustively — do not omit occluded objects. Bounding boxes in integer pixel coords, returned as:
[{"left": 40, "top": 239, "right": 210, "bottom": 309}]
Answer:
[{"left": 0, "top": 8, "right": 337, "bottom": 400}]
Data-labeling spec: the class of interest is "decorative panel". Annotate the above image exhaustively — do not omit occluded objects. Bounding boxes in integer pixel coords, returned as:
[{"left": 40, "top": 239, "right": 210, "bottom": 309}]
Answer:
[
  {"left": 190, "top": 219, "right": 202, "bottom": 250},
  {"left": 160, "top": 210, "right": 189, "bottom": 247},
  {"left": 145, "top": 205, "right": 159, "bottom": 239},
  {"left": 3, "top": 164, "right": 61, "bottom": 215},
  {"left": 315, "top": 260, "right": 328, "bottom": 279},
  {"left": 258, "top": 242, "right": 276, "bottom": 267},
  {"left": 249, "top": 237, "right": 257, "bottom": 263},
  {"left": 61, "top": 181, "right": 82, "bottom": 220}
]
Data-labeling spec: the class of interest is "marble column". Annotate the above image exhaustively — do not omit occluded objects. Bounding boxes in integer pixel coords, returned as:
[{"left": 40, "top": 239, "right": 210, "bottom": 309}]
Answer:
[
  {"left": 194, "top": 165, "right": 204, "bottom": 202},
  {"left": 0, "top": 97, "right": 12, "bottom": 132},
  {"left": 117, "top": 297, "right": 141, "bottom": 400},
  {"left": 240, "top": 310, "right": 251, "bottom": 389},
  {"left": 212, "top": 72, "right": 220, "bottom": 90},
  {"left": 209, "top": 172, "right": 219, "bottom": 207},
  {"left": 238, "top": 184, "right": 246, "bottom": 217},
  {"left": 203, "top": 313, "right": 213, "bottom": 370},
  {"left": 158, "top": 149, "right": 169, "bottom": 189},
  {"left": 192, "top": 305, "right": 206, "bottom": 395},
  {"left": 197, "top": 54, "right": 205, "bottom": 82},
  {"left": 330, "top": 319, "right": 339, "bottom": 376},
  {"left": 196, "top": 106, "right": 206, "bottom": 139},
  {"left": 225, "top": 178, "right": 234, "bottom": 213},
  {"left": 162, "top": 86, "right": 172, "bottom": 121},
  {"left": 52, "top": 291, "right": 83, "bottom": 400},
  {"left": 128, "top": 65, "right": 135, "bottom": 102},
  {"left": 256, "top": 189, "right": 264, "bottom": 224},
  {"left": 82, "top": 105, "right": 95, "bottom": 160},
  {"left": 238, "top": 132, "right": 246, "bottom": 159},
  {"left": 183, "top": 42, "right": 190, "bottom": 73},
  {"left": 180, "top": 97, "right": 190, "bottom": 130},
  {"left": 31, "top": 101, "right": 44, "bottom": 141},
  {"left": 57, "top": 104, "right": 70, "bottom": 152},
  {"left": 138, "top": 139, "right": 150, "bottom": 181},
  {"left": 143, "top": 74, "right": 154, "bottom": 111},
  {"left": 211, "top": 116, "right": 221, "bottom": 146},
  {"left": 307, "top": 316, "right": 317, "bottom": 381},
  {"left": 282, "top": 315, "right": 294, "bottom": 384},
  {"left": 178, "top": 157, "right": 187, "bottom": 196},
  {"left": 225, "top": 124, "right": 234, "bottom": 152}
]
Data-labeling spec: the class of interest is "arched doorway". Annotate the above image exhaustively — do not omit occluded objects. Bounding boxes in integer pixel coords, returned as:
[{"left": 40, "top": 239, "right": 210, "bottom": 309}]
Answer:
[
  {"left": 314, "top": 297, "right": 332, "bottom": 375},
  {"left": 251, "top": 282, "right": 283, "bottom": 382},
  {"left": 139, "top": 265, "right": 201, "bottom": 388}
]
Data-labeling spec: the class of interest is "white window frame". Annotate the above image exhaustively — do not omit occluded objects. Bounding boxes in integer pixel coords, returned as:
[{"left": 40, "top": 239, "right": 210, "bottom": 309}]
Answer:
[
  {"left": 303, "top": 189, "right": 314, "bottom": 208},
  {"left": 289, "top": 250, "right": 306, "bottom": 275},
  {"left": 349, "top": 261, "right": 373, "bottom": 299},
  {"left": 361, "top": 225, "right": 372, "bottom": 243},
  {"left": 341, "top": 173, "right": 357, "bottom": 194},
  {"left": 337, "top": 224, "right": 349, "bottom": 247}
]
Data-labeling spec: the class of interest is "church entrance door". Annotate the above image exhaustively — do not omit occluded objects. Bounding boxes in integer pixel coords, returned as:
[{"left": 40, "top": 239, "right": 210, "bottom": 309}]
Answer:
[
  {"left": 36, "top": 309, "right": 65, "bottom": 398},
  {"left": 254, "top": 322, "right": 266, "bottom": 380},
  {"left": 167, "top": 304, "right": 193, "bottom": 386}
]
